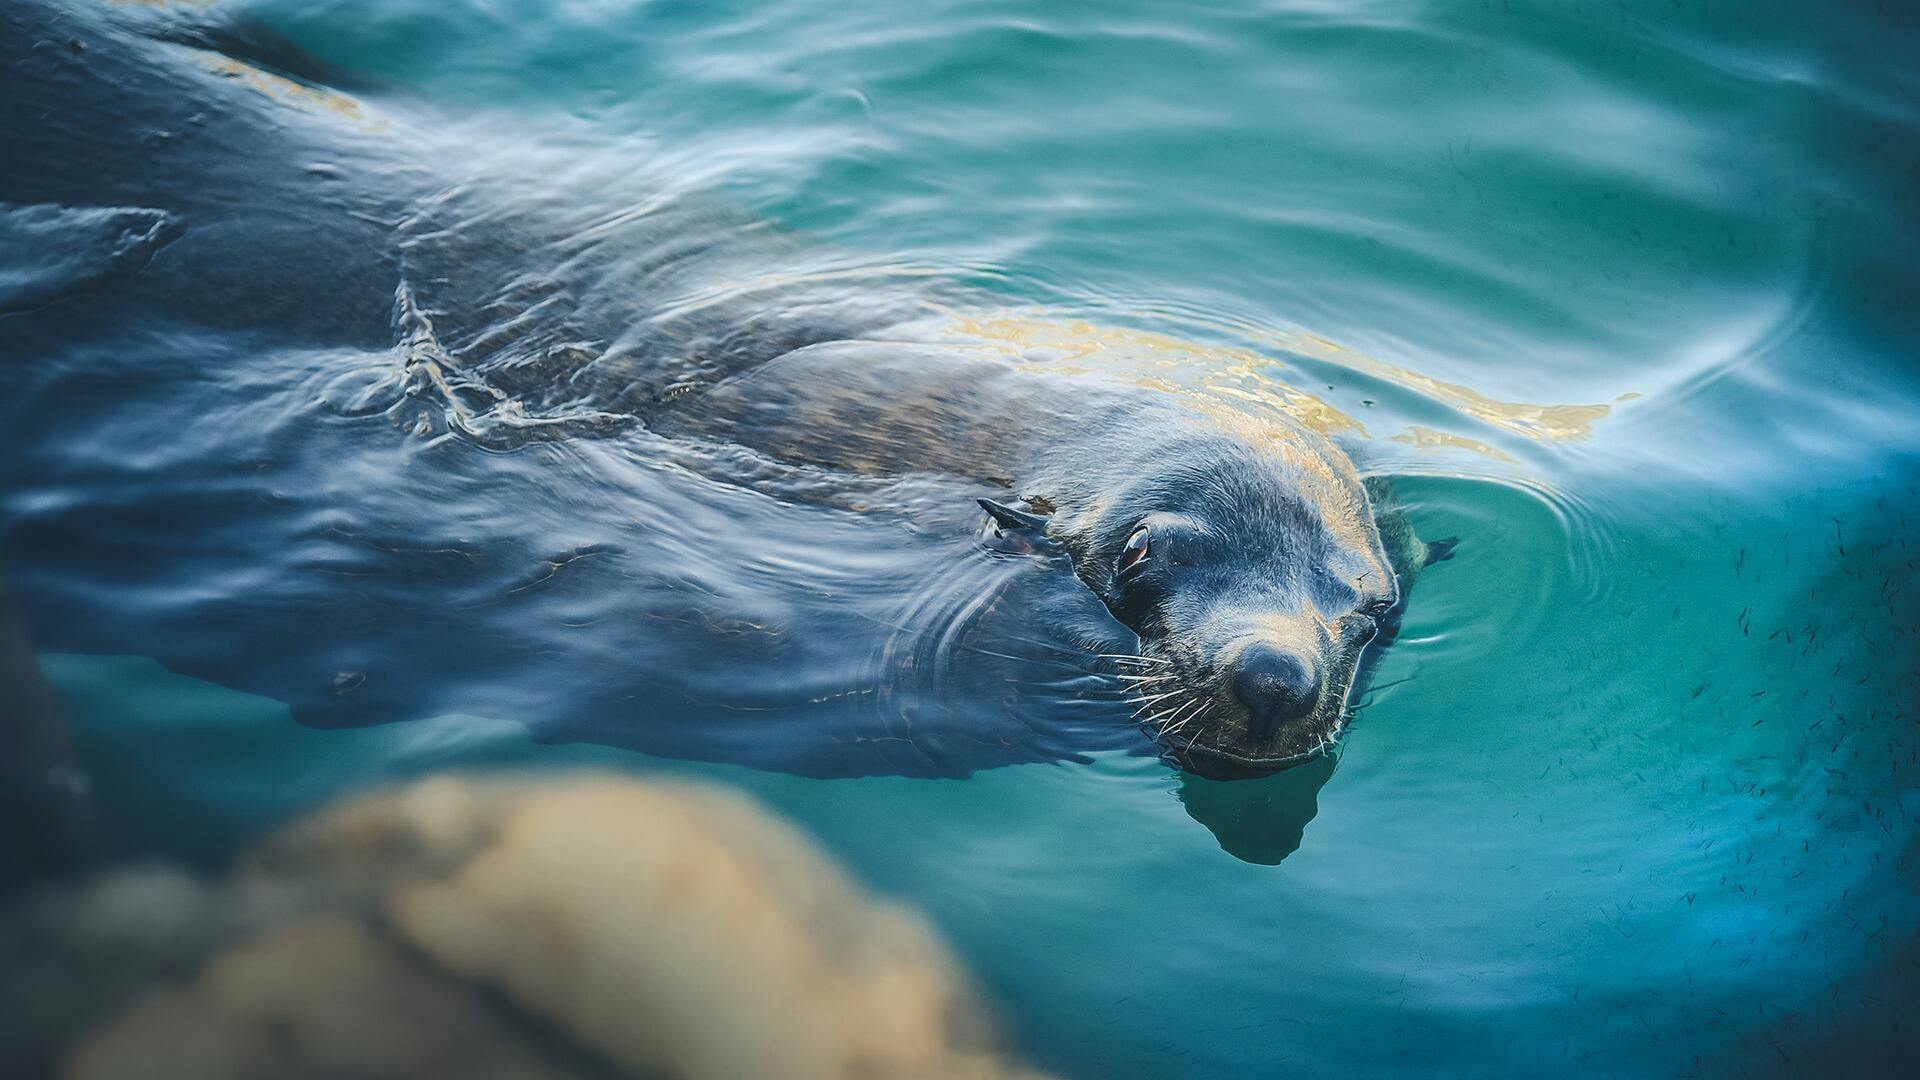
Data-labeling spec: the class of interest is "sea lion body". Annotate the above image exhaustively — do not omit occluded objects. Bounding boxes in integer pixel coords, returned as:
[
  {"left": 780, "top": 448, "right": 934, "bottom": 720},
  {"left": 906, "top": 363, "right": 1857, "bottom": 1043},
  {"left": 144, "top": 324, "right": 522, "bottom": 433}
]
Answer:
[
  {"left": 2, "top": 2, "right": 1439, "bottom": 778},
  {"left": 660, "top": 339, "right": 1417, "bottom": 773}
]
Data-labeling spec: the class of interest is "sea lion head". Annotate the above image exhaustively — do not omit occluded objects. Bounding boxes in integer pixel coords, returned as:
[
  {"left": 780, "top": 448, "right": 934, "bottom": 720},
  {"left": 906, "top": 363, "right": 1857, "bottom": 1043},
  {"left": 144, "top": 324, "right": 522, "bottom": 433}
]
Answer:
[{"left": 983, "top": 416, "right": 1398, "bottom": 779}]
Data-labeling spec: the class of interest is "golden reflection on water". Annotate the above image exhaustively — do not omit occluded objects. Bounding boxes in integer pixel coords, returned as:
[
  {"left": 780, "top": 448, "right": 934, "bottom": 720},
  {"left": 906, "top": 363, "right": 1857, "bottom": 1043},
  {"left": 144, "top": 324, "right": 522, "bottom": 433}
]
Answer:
[
  {"left": 197, "top": 56, "right": 372, "bottom": 124},
  {"left": 1264, "top": 330, "right": 1619, "bottom": 443},
  {"left": 1391, "top": 425, "right": 1520, "bottom": 464},
  {"left": 941, "top": 313, "right": 1366, "bottom": 436},
  {"left": 941, "top": 311, "right": 1622, "bottom": 453}
]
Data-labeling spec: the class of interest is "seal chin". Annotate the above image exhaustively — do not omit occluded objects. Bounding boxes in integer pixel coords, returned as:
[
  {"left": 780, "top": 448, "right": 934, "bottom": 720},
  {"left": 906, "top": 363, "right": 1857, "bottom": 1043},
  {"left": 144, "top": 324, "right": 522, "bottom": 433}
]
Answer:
[
  {"left": 1171, "top": 738, "right": 1333, "bottom": 780},
  {"left": 1167, "top": 714, "right": 1346, "bottom": 780}
]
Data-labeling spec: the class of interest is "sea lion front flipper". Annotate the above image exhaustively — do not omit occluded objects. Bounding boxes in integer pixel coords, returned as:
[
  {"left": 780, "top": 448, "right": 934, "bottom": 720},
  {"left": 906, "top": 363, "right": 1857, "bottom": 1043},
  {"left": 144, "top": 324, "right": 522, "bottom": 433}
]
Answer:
[
  {"left": 977, "top": 498, "right": 1050, "bottom": 534},
  {"left": 977, "top": 498, "right": 1059, "bottom": 557}
]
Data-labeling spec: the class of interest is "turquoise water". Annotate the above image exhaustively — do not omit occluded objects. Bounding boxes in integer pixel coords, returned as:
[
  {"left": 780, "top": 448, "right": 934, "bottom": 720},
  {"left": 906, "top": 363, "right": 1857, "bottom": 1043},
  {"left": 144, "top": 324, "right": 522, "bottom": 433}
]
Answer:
[{"left": 9, "top": 0, "right": 1920, "bottom": 1074}]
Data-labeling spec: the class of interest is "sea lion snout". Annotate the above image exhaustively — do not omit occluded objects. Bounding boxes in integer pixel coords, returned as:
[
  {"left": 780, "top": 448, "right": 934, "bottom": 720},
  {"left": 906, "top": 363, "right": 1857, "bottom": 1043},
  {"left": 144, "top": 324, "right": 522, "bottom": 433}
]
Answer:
[{"left": 1229, "top": 644, "right": 1321, "bottom": 740}]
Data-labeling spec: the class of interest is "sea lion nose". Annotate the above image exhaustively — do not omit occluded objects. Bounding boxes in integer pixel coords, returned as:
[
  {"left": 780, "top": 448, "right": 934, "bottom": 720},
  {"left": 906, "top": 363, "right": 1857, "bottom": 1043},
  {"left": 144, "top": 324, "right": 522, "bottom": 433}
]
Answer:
[{"left": 1231, "top": 645, "right": 1320, "bottom": 740}]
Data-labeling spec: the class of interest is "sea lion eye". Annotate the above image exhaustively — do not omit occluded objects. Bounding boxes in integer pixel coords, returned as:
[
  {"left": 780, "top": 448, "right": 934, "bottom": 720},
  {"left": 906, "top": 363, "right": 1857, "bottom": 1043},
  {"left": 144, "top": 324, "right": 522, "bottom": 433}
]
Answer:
[{"left": 1118, "top": 525, "right": 1151, "bottom": 576}]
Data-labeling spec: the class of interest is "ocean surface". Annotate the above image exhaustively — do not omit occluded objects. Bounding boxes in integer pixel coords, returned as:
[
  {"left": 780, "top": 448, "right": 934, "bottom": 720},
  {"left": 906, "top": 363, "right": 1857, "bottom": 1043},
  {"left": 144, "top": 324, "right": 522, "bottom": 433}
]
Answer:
[{"left": 5, "top": 0, "right": 1919, "bottom": 1075}]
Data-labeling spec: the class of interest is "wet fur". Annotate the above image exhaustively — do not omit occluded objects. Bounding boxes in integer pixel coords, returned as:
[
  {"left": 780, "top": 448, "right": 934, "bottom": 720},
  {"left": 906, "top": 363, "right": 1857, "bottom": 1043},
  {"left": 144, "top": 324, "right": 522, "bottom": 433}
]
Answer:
[
  {"left": 667, "top": 340, "right": 1434, "bottom": 774},
  {"left": 2, "top": 2, "right": 1442, "bottom": 779}
]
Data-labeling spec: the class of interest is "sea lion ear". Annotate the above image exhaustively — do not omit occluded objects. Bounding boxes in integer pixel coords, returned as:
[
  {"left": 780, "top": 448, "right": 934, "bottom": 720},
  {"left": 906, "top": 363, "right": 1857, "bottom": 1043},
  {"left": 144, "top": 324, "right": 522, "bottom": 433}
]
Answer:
[
  {"left": 1424, "top": 537, "right": 1460, "bottom": 566},
  {"left": 978, "top": 498, "right": 1050, "bottom": 534}
]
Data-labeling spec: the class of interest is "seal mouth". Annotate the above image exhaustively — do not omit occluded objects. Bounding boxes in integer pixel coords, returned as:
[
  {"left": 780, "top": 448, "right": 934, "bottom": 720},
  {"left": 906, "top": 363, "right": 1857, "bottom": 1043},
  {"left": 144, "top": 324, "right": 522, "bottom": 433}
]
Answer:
[
  {"left": 1165, "top": 717, "right": 1346, "bottom": 779},
  {"left": 1109, "top": 639, "right": 1360, "bottom": 780},
  {"left": 1167, "top": 730, "right": 1336, "bottom": 772}
]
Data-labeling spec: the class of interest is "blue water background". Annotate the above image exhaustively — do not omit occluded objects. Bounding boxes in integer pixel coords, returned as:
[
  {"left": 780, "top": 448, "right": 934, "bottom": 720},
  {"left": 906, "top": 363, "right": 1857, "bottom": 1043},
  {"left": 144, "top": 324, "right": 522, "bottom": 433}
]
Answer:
[{"left": 12, "top": 0, "right": 1920, "bottom": 1075}]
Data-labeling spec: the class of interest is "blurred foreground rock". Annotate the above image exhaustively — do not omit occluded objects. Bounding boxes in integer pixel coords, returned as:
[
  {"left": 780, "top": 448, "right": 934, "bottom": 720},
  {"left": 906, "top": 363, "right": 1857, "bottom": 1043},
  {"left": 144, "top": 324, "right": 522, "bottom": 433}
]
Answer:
[{"left": 0, "top": 774, "right": 1053, "bottom": 1080}]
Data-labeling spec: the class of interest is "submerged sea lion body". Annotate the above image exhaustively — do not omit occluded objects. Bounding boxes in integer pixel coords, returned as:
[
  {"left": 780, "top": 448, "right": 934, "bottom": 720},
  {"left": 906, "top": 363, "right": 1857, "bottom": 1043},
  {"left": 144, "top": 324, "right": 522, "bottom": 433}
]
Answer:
[
  {"left": 661, "top": 343, "right": 1426, "bottom": 773},
  {"left": 2, "top": 2, "right": 1442, "bottom": 778}
]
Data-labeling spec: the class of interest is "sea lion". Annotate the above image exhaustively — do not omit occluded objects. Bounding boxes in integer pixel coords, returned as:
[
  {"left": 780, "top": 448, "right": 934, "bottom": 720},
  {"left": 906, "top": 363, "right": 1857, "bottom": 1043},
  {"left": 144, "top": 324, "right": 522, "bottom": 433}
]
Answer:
[
  {"left": 654, "top": 341, "right": 1451, "bottom": 775},
  {"left": 0, "top": 1, "right": 1449, "bottom": 780}
]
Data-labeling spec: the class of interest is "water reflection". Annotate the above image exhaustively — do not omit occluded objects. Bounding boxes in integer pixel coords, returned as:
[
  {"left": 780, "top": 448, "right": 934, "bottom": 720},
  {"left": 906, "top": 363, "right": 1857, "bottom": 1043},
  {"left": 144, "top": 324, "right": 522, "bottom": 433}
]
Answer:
[{"left": 1175, "top": 754, "right": 1337, "bottom": 865}]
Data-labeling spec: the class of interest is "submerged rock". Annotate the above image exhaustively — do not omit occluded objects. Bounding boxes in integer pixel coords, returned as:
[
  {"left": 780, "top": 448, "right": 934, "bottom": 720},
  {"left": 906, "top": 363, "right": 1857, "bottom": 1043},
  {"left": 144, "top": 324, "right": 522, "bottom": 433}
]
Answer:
[{"left": 1, "top": 774, "right": 1053, "bottom": 1080}]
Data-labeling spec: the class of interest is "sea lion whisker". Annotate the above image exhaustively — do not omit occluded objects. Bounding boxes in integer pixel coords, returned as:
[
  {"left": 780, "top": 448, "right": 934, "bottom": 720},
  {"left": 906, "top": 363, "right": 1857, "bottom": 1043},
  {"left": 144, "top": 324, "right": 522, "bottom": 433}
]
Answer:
[
  {"left": 1171, "top": 698, "right": 1219, "bottom": 737},
  {"left": 1158, "top": 699, "right": 1205, "bottom": 735},
  {"left": 1139, "top": 693, "right": 1186, "bottom": 725},
  {"left": 954, "top": 644, "right": 1100, "bottom": 675},
  {"left": 1131, "top": 693, "right": 1184, "bottom": 719},
  {"left": 1132, "top": 688, "right": 1184, "bottom": 705},
  {"left": 1098, "top": 654, "right": 1168, "bottom": 666}
]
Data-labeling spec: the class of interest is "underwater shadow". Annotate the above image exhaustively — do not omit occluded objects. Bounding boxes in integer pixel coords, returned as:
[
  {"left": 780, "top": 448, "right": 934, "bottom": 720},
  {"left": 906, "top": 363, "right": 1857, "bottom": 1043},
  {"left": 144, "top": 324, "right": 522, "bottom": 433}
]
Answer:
[{"left": 1174, "top": 753, "right": 1337, "bottom": 865}]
